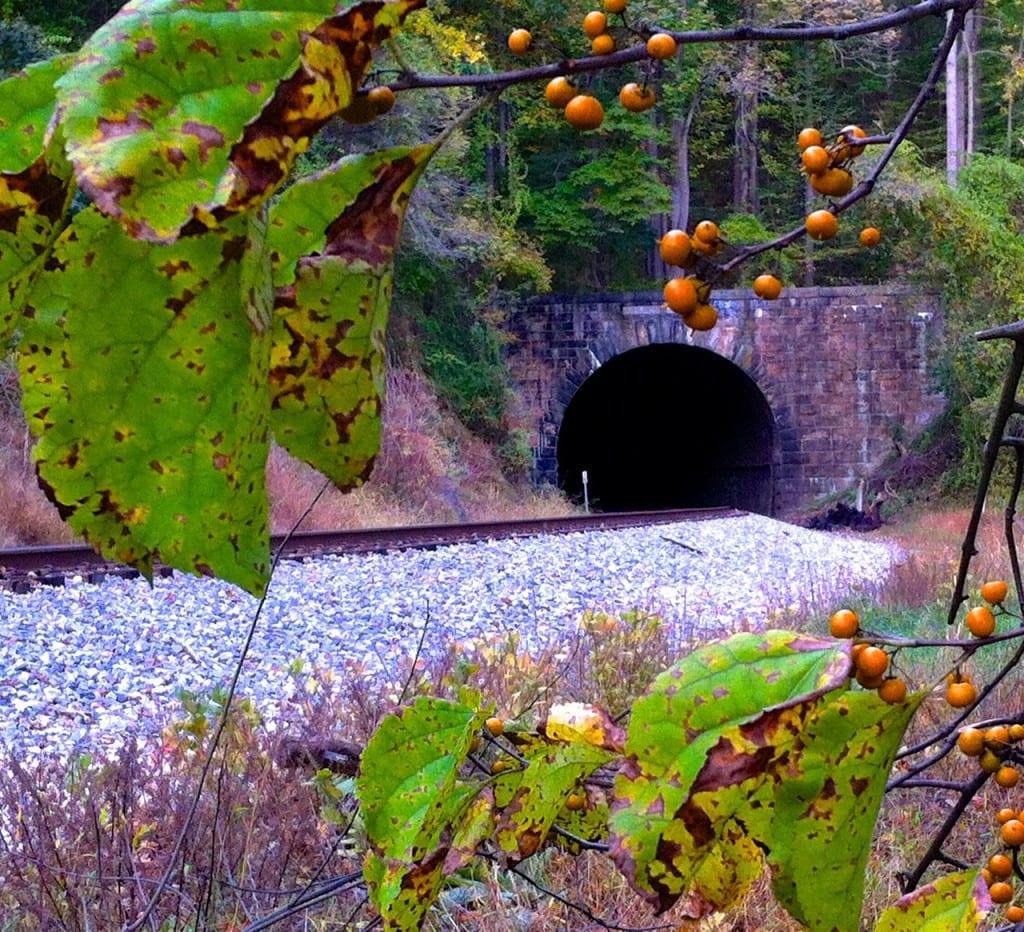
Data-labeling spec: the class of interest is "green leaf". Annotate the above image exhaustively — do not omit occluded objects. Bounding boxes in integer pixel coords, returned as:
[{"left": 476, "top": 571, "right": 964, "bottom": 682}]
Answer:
[
  {"left": 358, "top": 696, "right": 487, "bottom": 931},
  {"left": 493, "top": 734, "right": 614, "bottom": 863},
  {"left": 56, "top": 0, "right": 425, "bottom": 243},
  {"left": 0, "top": 56, "right": 70, "bottom": 174},
  {"left": 767, "top": 689, "right": 922, "bottom": 929},
  {"left": 266, "top": 145, "right": 436, "bottom": 488},
  {"left": 0, "top": 57, "right": 76, "bottom": 340},
  {"left": 874, "top": 870, "right": 990, "bottom": 931},
  {"left": 609, "top": 631, "right": 920, "bottom": 930},
  {"left": 0, "top": 211, "right": 62, "bottom": 342},
  {"left": 18, "top": 207, "right": 271, "bottom": 594}
]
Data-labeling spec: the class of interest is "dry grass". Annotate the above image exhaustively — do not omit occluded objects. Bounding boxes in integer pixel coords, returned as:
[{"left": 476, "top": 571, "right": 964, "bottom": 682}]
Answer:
[{"left": 0, "top": 363, "right": 574, "bottom": 547}]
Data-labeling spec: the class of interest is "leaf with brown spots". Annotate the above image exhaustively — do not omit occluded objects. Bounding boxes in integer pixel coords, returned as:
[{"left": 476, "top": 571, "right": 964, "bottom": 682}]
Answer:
[
  {"left": 608, "top": 630, "right": 922, "bottom": 931},
  {"left": 266, "top": 144, "right": 435, "bottom": 489},
  {"left": 493, "top": 735, "right": 615, "bottom": 865},
  {"left": 874, "top": 869, "right": 990, "bottom": 931},
  {"left": 56, "top": 0, "right": 424, "bottom": 243},
  {"left": 0, "top": 57, "right": 75, "bottom": 339},
  {"left": 18, "top": 206, "right": 271, "bottom": 594},
  {"left": 357, "top": 695, "right": 488, "bottom": 931}
]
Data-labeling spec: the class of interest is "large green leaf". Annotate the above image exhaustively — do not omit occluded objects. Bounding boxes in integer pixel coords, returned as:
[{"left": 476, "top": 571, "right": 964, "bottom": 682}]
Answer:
[
  {"left": 874, "top": 870, "right": 990, "bottom": 931},
  {"left": 266, "top": 145, "right": 436, "bottom": 488},
  {"left": 56, "top": 0, "right": 424, "bottom": 243},
  {"left": 18, "top": 206, "right": 271, "bottom": 594},
  {"left": 609, "top": 631, "right": 921, "bottom": 931},
  {"left": 358, "top": 696, "right": 487, "bottom": 932}
]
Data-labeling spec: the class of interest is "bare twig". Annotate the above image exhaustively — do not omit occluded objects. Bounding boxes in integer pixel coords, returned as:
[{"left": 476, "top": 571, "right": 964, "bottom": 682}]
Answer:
[
  {"left": 390, "top": 0, "right": 977, "bottom": 93},
  {"left": 121, "top": 479, "right": 334, "bottom": 931}
]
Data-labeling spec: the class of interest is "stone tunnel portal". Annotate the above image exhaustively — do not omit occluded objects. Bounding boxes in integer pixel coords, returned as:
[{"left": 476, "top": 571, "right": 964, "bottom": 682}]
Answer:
[{"left": 556, "top": 344, "right": 776, "bottom": 514}]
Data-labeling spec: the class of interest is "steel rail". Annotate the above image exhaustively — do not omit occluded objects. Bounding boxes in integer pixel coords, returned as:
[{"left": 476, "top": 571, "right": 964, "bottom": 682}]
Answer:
[{"left": 0, "top": 507, "right": 744, "bottom": 583}]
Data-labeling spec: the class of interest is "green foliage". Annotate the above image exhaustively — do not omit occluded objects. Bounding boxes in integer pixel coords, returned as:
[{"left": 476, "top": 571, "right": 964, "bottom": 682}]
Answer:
[
  {"left": 874, "top": 149, "right": 1024, "bottom": 491},
  {"left": 0, "top": 16, "right": 56, "bottom": 73},
  {"left": 353, "top": 631, "right": 940, "bottom": 931}
]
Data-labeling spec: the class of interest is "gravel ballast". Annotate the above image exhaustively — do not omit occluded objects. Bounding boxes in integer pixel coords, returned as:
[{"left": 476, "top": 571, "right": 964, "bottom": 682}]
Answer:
[{"left": 0, "top": 513, "right": 902, "bottom": 766}]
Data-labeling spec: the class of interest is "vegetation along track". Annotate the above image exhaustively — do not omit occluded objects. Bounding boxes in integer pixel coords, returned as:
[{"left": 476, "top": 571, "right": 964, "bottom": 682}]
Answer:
[{"left": 0, "top": 507, "right": 744, "bottom": 592}]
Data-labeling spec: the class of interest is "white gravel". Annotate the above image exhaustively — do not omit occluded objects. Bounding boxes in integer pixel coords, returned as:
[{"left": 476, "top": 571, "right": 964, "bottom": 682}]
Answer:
[{"left": 0, "top": 513, "right": 902, "bottom": 766}]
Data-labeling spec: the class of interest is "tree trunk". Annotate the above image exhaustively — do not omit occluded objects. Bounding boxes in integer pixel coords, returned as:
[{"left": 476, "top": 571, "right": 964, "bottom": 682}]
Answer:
[
  {"left": 650, "top": 86, "right": 705, "bottom": 281},
  {"left": 733, "top": 46, "right": 760, "bottom": 214},
  {"left": 946, "top": 6, "right": 980, "bottom": 185}
]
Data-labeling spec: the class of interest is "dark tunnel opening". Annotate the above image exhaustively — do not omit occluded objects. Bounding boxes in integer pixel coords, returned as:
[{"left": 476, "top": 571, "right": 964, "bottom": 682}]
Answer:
[{"left": 556, "top": 344, "right": 776, "bottom": 514}]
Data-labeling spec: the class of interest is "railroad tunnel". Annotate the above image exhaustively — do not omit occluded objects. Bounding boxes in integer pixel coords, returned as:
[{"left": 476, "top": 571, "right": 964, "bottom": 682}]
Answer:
[{"left": 556, "top": 344, "right": 776, "bottom": 514}]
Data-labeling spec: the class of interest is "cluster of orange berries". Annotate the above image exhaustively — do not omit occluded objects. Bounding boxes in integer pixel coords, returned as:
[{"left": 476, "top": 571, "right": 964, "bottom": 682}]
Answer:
[
  {"left": 980, "top": 811, "right": 1024, "bottom": 917},
  {"left": 797, "top": 125, "right": 881, "bottom": 248},
  {"left": 828, "top": 609, "right": 908, "bottom": 703},
  {"left": 509, "top": 3, "right": 678, "bottom": 132},
  {"left": 957, "top": 723, "right": 1023, "bottom": 786},
  {"left": 657, "top": 221, "right": 722, "bottom": 332}
]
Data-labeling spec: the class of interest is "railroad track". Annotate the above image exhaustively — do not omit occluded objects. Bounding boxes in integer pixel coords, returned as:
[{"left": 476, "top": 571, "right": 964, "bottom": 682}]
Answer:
[{"left": 0, "top": 507, "right": 743, "bottom": 592}]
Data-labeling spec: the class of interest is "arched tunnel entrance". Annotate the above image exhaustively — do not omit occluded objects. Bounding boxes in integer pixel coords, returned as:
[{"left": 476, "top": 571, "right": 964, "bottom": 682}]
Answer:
[{"left": 556, "top": 344, "right": 776, "bottom": 514}]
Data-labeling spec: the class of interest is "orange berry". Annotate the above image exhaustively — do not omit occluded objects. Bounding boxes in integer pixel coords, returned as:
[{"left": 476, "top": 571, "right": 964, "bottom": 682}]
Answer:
[
  {"left": 591, "top": 33, "right": 615, "bottom": 54},
  {"left": 982, "top": 580, "right": 1010, "bottom": 605},
  {"left": 859, "top": 226, "right": 881, "bottom": 248},
  {"left": 946, "top": 679, "right": 979, "bottom": 708},
  {"left": 507, "top": 28, "right": 532, "bottom": 54},
  {"left": 545, "top": 76, "right": 578, "bottom": 109},
  {"left": 663, "top": 277, "right": 699, "bottom": 316},
  {"left": 856, "top": 667, "right": 886, "bottom": 690},
  {"left": 583, "top": 10, "right": 608, "bottom": 36},
  {"left": 989, "top": 881, "right": 1014, "bottom": 904},
  {"left": 366, "top": 85, "right": 396, "bottom": 115},
  {"left": 564, "top": 94, "right": 605, "bottom": 131},
  {"left": 829, "top": 608, "right": 860, "bottom": 638},
  {"left": 491, "top": 758, "right": 509, "bottom": 774},
  {"left": 683, "top": 303, "right": 718, "bottom": 332},
  {"left": 801, "top": 145, "right": 830, "bottom": 174},
  {"left": 998, "top": 808, "right": 1019, "bottom": 824},
  {"left": 693, "top": 219, "right": 720, "bottom": 244},
  {"left": 966, "top": 605, "right": 997, "bottom": 638},
  {"left": 988, "top": 726, "right": 1013, "bottom": 749},
  {"left": 878, "top": 677, "right": 908, "bottom": 704},
  {"left": 752, "top": 273, "right": 783, "bottom": 301},
  {"left": 1007, "top": 905, "right": 1024, "bottom": 922},
  {"left": 1002, "top": 818, "right": 1024, "bottom": 847},
  {"left": 797, "top": 127, "right": 823, "bottom": 150},
  {"left": 997, "top": 765, "right": 1021, "bottom": 788},
  {"left": 990, "top": 854, "right": 1015, "bottom": 880},
  {"left": 604, "top": 0, "right": 627, "bottom": 10},
  {"left": 806, "top": 209, "right": 839, "bottom": 241},
  {"left": 659, "top": 229, "right": 692, "bottom": 266},
  {"left": 485, "top": 717, "right": 504, "bottom": 737},
  {"left": 619, "top": 82, "right": 656, "bottom": 112},
  {"left": 810, "top": 167, "right": 855, "bottom": 197},
  {"left": 855, "top": 645, "right": 889, "bottom": 679},
  {"left": 958, "top": 727, "right": 986, "bottom": 756},
  {"left": 646, "top": 32, "right": 677, "bottom": 59},
  {"left": 1012, "top": 724, "right": 1024, "bottom": 742},
  {"left": 838, "top": 124, "right": 868, "bottom": 157},
  {"left": 565, "top": 792, "right": 587, "bottom": 811}
]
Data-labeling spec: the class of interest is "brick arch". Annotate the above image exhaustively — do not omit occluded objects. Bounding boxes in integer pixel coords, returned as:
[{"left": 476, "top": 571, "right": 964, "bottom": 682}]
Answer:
[
  {"left": 507, "top": 285, "right": 945, "bottom": 516},
  {"left": 555, "top": 343, "right": 777, "bottom": 513}
]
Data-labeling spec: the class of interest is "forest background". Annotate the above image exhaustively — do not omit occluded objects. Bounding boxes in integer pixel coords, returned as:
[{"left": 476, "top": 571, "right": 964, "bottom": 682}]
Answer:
[{"left": 4, "top": 0, "right": 1024, "bottom": 532}]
